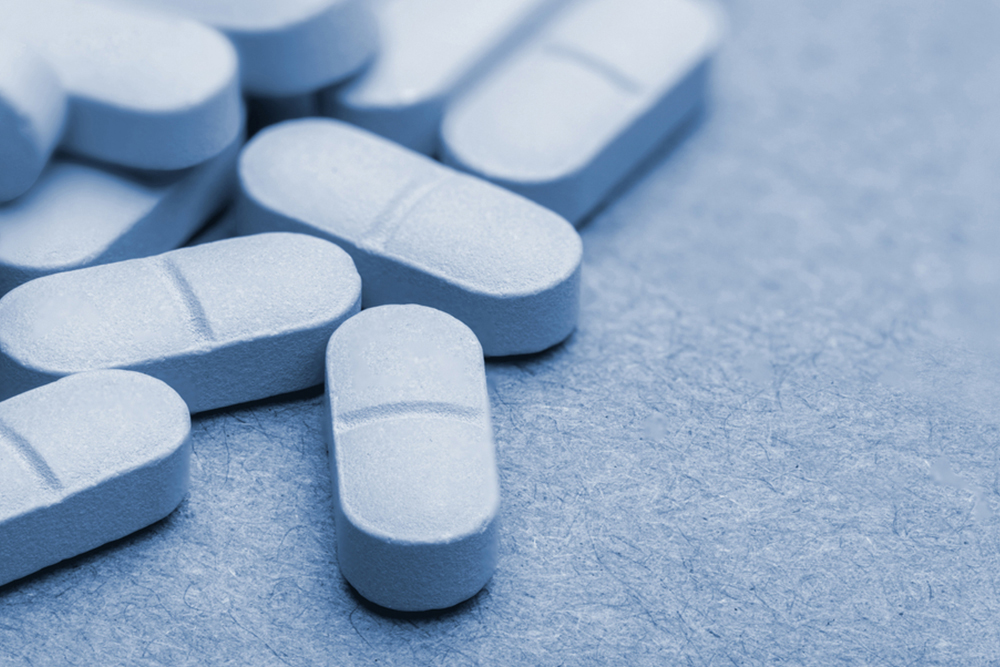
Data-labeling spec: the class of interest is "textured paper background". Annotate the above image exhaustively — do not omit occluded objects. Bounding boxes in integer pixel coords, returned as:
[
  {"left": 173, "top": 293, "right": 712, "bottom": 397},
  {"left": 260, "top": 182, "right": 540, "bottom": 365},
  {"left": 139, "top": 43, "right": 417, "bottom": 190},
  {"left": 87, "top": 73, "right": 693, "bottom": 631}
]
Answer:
[{"left": 5, "top": 0, "right": 1000, "bottom": 663}]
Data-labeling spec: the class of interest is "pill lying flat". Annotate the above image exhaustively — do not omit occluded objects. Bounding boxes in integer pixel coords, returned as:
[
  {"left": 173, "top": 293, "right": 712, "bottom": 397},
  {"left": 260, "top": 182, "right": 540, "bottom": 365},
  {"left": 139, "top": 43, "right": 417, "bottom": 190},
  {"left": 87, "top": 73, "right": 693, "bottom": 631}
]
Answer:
[
  {"left": 326, "top": 305, "right": 500, "bottom": 611},
  {"left": 0, "top": 370, "right": 190, "bottom": 588},
  {"left": 128, "top": 0, "right": 376, "bottom": 97},
  {"left": 0, "top": 0, "right": 241, "bottom": 170},
  {"left": 441, "top": 0, "right": 723, "bottom": 224},
  {"left": 322, "top": 0, "right": 569, "bottom": 155},
  {"left": 0, "top": 126, "right": 242, "bottom": 298},
  {"left": 0, "top": 42, "right": 66, "bottom": 203},
  {"left": 237, "top": 118, "right": 581, "bottom": 357},
  {"left": 0, "top": 233, "right": 361, "bottom": 412}
]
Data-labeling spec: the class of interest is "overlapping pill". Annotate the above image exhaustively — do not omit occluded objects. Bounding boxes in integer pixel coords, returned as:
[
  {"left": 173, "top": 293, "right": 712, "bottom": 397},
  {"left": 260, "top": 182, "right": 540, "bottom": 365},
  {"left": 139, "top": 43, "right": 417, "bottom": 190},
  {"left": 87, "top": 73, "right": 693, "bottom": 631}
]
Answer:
[
  {"left": 322, "top": 0, "right": 569, "bottom": 155},
  {"left": 0, "top": 127, "right": 243, "bottom": 298},
  {"left": 0, "top": 233, "right": 361, "bottom": 412},
  {"left": 128, "top": 0, "right": 376, "bottom": 97},
  {"left": 237, "top": 118, "right": 581, "bottom": 357},
  {"left": 441, "top": 0, "right": 722, "bottom": 224},
  {"left": 326, "top": 305, "right": 500, "bottom": 612},
  {"left": 0, "top": 41, "right": 66, "bottom": 203},
  {"left": 0, "top": 0, "right": 241, "bottom": 170},
  {"left": 0, "top": 370, "right": 190, "bottom": 588}
]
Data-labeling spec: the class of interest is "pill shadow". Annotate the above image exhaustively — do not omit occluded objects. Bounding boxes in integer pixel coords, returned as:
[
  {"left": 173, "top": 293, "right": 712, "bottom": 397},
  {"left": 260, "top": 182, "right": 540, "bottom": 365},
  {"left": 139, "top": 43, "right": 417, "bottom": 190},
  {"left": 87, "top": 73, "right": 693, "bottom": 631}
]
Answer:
[
  {"left": 574, "top": 103, "right": 710, "bottom": 232},
  {"left": 194, "top": 383, "right": 326, "bottom": 420},
  {"left": 341, "top": 576, "right": 491, "bottom": 622},
  {"left": 0, "top": 499, "right": 188, "bottom": 597}
]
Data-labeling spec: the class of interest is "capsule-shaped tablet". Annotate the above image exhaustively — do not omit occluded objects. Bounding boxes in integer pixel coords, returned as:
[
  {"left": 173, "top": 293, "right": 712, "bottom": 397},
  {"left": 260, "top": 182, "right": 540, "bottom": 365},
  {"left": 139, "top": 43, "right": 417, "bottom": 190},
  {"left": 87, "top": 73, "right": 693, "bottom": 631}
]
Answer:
[
  {"left": 0, "top": 370, "right": 190, "bottom": 588},
  {"left": 0, "top": 233, "right": 361, "bottom": 412},
  {"left": 326, "top": 305, "right": 500, "bottom": 612},
  {"left": 0, "top": 0, "right": 241, "bottom": 170},
  {"left": 0, "top": 127, "right": 242, "bottom": 298},
  {"left": 128, "top": 0, "right": 377, "bottom": 97},
  {"left": 0, "top": 41, "right": 67, "bottom": 203},
  {"left": 441, "top": 0, "right": 723, "bottom": 224},
  {"left": 237, "top": 118, "right": 581, "bottom": 357},
  {"left": 322, "top": 0, "right": 569, "bottom": 155}
]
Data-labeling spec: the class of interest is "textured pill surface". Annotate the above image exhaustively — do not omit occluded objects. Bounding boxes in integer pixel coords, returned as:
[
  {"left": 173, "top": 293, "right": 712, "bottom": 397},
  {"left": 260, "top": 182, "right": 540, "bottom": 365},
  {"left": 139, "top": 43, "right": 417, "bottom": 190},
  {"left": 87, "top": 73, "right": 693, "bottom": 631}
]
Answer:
[
  {"left": 326, "top": 305, "right": 500, "bottom": 612},
  {"left": 0, "top": 0, "right": 241, "bottom": 170},
  {"left": 0, "top": 127, "right": 242, "bottom": 298},
  {"left": 441, "top": 0, "right": 722, "bottom": 224},
  {"left": 0, "top": 41, "right": 66, "bottom": 203},
  {"left": 0, "top": 370, "right": 190, "bottom": 588},
  {"left": 323, "top": 0, "right": 568, "bottom": 154},
  {"left": 0, "top": 233, "right": 361, "bottom": 411},
  {"left": 128, "top": 0, "right": 376, "bottom": 96},
  {"left": 237, "top": 118, "right": 581, "bottom": 357}
]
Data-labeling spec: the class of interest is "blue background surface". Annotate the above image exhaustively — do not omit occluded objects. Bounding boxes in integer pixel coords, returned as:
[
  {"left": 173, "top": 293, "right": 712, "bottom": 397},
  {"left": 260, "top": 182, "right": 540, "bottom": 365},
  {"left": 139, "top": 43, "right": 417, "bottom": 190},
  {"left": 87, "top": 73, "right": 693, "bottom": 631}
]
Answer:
[{"left": 5, "top": 0, "right": 1000, "bottom": 663}]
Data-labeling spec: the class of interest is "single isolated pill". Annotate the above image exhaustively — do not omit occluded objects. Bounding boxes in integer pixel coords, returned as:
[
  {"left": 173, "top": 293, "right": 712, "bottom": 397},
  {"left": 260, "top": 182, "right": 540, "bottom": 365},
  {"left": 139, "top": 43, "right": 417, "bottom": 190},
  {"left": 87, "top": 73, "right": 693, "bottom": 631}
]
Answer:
[
  {"left": 326, "top": 305, "right": 500, "bottom": 612},
  {"left": 0, "top": 233, "right": 362, "bottom": 412},
  {"left": 441, "top": 0, "right": 723, "bottom": 224},
  {"left": 0, "top": 0, "right": 241, "bottom": 170},
  {"left": 127, "top": 0, "right": 377, "bottom": 97},
  {"left": 322, "top": 0, "right": 570, "bottom": 155},
  {"left": 0, "top": 126, "right": 243, "bottom": 298},
  {"left": 0, "top": 370, "right": 191, "bottom": 588},
  {"left": 237, "top": 118, "right": 582, "bottom": 357},
  {"left": 0, "top": 41, "right": 67, "bottom": 203}
]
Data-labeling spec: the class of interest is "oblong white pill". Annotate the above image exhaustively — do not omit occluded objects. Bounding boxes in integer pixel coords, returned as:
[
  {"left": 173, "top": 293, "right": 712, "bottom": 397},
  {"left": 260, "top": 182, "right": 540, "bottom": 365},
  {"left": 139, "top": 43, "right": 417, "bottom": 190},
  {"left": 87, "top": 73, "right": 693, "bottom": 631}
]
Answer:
[
  {"left": 0, "top": 233, "right": 362, "bottom": 412},
  {"left": 0, "top": 0, "right": 241, "bottom": 170},
  {"left": 0, "top": 127, "right": 242, "bottom": 298},
  {"left": 322, "top": 0, "right": 568, "bottom": 155},
  {"left": 237, "top": 118, "right": 582, "bottom": 357},
  {"left": 441, "top": 0, "right": 723, "bottom": 224},
  {"left": 0, "top": 370, "right": 190, "bottom": 588},
  {"left": 128, "top": 0, "right": 377, "bottom": 96},
  {"left": 0, "top": 41, "right": 67, "bottom": 203},
  {"left": 326, "top": 305, "right": 500, "bottom": 612}
]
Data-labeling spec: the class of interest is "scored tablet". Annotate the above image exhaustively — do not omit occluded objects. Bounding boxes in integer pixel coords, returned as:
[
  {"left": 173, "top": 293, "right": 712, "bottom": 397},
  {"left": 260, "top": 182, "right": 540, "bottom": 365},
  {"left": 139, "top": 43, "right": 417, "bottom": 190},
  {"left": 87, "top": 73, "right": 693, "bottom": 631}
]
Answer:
[
  {"left": 441, "top": 0, "right": 723, "bottom": 224},
  {"left": 0, "top": 370, "right": 191, "bottom": 588},
  {"left": 0, "top": 0, "right": 241, "bottom": 170},
  {"left": 237, "top": 118, "right": 582, "bottom": 357},
  {"left": 0, "top": 233, "right": 362, "bottom": 412},
  {"left": 326, "top": 305, "right": 500, "bottom": 612}
]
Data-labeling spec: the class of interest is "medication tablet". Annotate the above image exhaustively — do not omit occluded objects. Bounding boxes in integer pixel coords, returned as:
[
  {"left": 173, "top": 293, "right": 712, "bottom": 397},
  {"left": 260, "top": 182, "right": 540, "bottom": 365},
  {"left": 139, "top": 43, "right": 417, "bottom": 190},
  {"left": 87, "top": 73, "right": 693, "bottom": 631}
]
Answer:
[
  {"left": 326, "top": 305, "right": 500, "bottom": 612},
  {"left": 0, "top": 128, "right": 242, "bottom": 298},
  {"left": 0, "top": 42, "right": 66, "bottom": 203},
  {"left": 0, "top": 0, "right": 241, "bottom": 170},
  {"left": 237, "top": 118, "right": 581, "bottom": 357},
  {"left": 440, "top": 0, "right": 723, "bottom": 224},
  {"left": 322, "top": 0, "right": 569, "bottom": 155},
  {"left": 0, "top": 233, "right": 362, "bottom": 412},
  {"left": 0, "top": 370, "right": 190, "bottom": 588},
  {"left": 128, "top": 0, "right": 377, "bottom": 97}
]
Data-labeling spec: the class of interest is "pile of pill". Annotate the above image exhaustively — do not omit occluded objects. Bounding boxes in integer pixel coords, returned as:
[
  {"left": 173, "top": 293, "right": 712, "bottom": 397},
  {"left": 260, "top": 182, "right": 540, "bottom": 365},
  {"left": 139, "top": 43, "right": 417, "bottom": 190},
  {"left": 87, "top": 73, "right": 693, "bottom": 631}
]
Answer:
[{"left": 0, "top": 0, "right": 721, "bottom": 612}]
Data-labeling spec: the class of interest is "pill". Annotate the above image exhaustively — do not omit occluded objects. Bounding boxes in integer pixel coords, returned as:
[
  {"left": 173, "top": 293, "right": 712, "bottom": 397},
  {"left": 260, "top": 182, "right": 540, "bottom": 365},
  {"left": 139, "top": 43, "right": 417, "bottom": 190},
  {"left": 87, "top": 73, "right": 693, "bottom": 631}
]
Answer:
[
  {"left": 321, "top": 0, "right": 569, "bottom": 155},
  {"left": 0, "top": 42, "right": 67, "bottom": 203},
  {"left": 0, "top": 233, "right": 362, "bottom": 412},
  {"left": 237, "top": 118, "right": 582, "bottom": 357},
  {"left": 128, "top": 0, "right": 377, "bottom": 97},
  {"left": 440, "top": 0, "right": 723, "bottom": 224},
  {"left": 0, "top": 0, "right": 241, "bottom": 170},
  {"left": 0, "top": 370, "right": 190, "bottom": 588},
  {"left": 0, "top": 126, "right": 243, "bottom": 298},
  {"left": 326, "top": 304, "right": 500, "bottom": 611}
]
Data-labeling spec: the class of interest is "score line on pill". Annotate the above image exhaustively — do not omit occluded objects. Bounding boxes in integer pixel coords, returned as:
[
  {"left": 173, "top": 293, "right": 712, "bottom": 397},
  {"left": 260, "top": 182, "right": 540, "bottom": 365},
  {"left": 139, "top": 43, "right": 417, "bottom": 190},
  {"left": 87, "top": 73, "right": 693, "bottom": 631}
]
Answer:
[
  {"left": 441, "top": 0, "right": 723, "bottom": 225},
  {"left": 0, "top": 370, "right": 191, "bottom": 588},
  {"left": 326, "top": 305, "right": 500, "bottom": 612},
  {"left": 0, "top": 233, "right": 361, "bottom": 412},
  {"left": 237, "top": 118, "right": 582, "bottom": 357}
]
